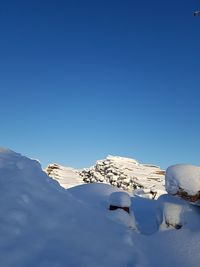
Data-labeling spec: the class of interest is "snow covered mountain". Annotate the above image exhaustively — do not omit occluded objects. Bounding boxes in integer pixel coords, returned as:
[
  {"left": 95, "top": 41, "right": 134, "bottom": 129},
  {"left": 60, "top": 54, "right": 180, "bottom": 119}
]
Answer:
[{"left": 46, "top": 155, "right": 166, "bottom": 198}]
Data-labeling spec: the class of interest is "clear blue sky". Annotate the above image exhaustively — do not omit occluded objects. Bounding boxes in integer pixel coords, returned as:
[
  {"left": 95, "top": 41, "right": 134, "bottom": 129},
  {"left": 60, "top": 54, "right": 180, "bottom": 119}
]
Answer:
[{"left": 0, "top": 0, "right": 200, "bottom": 169}]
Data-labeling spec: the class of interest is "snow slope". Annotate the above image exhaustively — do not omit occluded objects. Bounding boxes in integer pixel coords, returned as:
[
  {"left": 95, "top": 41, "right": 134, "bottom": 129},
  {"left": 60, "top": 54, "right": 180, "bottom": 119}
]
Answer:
[{"left": 2, "top": 148, "right": 200, "bottom": 267}]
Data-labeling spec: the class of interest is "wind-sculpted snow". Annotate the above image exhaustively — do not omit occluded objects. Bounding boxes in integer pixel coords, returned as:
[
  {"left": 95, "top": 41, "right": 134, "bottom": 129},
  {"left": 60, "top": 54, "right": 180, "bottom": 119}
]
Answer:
[{"left": 2, "top": 149, "right": 200, "bottom": 267}]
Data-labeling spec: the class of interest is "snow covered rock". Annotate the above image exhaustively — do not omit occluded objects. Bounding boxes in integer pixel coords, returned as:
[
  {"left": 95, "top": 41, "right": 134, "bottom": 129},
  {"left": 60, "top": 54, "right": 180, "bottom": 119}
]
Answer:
[
  {"left": 165, "top": 164, "right": 200, "bottom": 205},
  {"left": 3, "top": 148, "right": 200, "bottom": 267},
  {"left": 79, "top": 155, "right": 165, "bottom": 198}
]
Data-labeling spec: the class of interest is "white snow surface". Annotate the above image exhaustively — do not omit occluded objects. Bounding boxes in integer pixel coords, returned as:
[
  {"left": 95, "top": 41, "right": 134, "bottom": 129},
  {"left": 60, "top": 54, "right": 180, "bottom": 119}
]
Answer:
[
  {"left": 46, "top": 163, "right": 83, "bottom": 189},
  {"left": 109, "top": 191, "right": 131, "bottom": 207},
  {"left": 165, "top": 164, "right": 200, "bottom": 195},
  {"left": 2, "top": 149, "right": 200, "bottom": 267},
  {"left": 0, "top": 149, "right": 139, "bottom": 267}
]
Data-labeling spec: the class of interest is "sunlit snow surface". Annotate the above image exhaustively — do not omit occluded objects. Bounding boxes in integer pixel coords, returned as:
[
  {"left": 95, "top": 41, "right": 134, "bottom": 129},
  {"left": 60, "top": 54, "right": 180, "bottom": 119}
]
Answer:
[
  {"left": 166, "top": 164, "right": 200, "bottom": 195},
  {"left": 1, "top": 149, "right": 200, "bottom": 267}
]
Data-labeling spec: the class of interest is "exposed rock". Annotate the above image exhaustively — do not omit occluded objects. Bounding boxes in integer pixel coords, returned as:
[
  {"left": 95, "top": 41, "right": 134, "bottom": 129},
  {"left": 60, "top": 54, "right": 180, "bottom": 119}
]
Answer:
[{"left": 176, "top": 189, "right": 200, "bottom": 203}]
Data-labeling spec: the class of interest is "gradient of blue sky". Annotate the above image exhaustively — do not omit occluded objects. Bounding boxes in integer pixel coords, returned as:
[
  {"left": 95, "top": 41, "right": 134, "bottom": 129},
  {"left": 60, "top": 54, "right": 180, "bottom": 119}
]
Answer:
[{"left": 0, "top": 0, "right": 200, "bottom": 168}]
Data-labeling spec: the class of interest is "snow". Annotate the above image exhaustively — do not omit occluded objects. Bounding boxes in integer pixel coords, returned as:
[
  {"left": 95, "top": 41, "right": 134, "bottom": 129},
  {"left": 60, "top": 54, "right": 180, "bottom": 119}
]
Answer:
[
  {"left": 109, "top": 191, "right": 131, "bottom": 207},
  {"left": 108, "top": 208, "right": 136, "bottom": 229},
  {"left": 160, "top": 201, "right": 185, "bottom": 229},
  {"left": 48, "top": 155, "right": 166, "bottom": 198},
  {"left": 107, "top": 155, "right": 139, "bottom": 165},
  {"left": 2, "top": 148, "right": 200, "bottom": 267},
  {"left": 165, "top": 164, "right": 200, "bottom": 195},
  {"left": 45, "top": 163, "right": 83, "bottom": 189},
  {"left": 0, "top": 149, "right": 139, "bottom": 267}
]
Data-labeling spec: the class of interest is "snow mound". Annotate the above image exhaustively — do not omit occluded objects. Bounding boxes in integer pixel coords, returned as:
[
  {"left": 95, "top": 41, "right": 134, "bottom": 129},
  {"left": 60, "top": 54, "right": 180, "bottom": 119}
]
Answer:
[{"left": 165, "top": 164, "right": 200, "bottom": 204}]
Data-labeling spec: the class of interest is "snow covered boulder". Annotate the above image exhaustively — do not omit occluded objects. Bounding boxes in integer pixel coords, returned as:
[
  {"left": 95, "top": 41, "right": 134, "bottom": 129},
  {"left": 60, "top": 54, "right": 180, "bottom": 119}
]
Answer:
[{"left": 165, "top": 164, "right": 200, "bottom": 205}]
